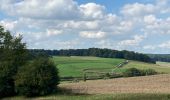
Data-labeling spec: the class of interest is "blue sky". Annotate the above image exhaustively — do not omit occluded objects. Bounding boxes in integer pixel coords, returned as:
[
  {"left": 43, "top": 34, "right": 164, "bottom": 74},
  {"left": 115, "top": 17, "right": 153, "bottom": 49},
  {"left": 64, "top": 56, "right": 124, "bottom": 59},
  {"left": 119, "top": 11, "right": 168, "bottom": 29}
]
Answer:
[{"left": 0, "top": 0, "right": 170, "bottom": 54}]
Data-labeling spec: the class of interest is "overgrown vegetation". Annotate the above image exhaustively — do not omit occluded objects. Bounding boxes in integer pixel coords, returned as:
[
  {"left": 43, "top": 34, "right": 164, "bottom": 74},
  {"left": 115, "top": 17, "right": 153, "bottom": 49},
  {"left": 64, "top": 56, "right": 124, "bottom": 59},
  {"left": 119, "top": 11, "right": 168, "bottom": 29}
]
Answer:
[
  {"left": 0, "top": 26, "right": 59, "bottom": 97},
  {"left": 123, "top": 68, "right": 157, "bottom": 77}
]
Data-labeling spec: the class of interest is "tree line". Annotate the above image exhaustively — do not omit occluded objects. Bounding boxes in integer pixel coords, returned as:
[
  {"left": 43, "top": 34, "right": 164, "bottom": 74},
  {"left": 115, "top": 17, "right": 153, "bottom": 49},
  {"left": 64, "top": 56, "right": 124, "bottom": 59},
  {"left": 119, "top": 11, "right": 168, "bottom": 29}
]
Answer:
[
  {"left": 29, "top": 48, "right": 155, "bottom": 63},
  {"left": 147, "top": 54, "right": 170, "bottom": 62}
]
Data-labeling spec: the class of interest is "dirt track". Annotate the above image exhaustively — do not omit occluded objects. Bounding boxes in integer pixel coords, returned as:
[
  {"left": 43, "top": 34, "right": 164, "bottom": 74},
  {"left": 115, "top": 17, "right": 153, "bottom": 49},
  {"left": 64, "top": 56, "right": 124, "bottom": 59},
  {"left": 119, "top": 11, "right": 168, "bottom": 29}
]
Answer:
[{"left": 60, "top": 74, "right": 170, "bottom": 94}]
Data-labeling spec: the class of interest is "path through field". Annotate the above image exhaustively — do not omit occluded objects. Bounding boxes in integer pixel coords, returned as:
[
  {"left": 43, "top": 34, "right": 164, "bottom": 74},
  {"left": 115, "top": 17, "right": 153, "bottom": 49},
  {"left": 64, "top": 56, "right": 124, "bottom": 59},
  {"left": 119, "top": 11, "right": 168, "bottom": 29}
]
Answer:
[{"left": 60, "top": 74, "right": 170, "bottom": 94}]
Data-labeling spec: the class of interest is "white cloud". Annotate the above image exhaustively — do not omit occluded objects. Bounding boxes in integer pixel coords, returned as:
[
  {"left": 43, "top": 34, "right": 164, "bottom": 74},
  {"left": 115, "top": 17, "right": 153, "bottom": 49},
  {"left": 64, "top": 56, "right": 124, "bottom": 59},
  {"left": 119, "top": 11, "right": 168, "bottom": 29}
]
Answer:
[
  {"left": 80, "top": 31, "right": 106, "bottom": 39},
  {"left": 158, "top": 41, "right": 170, "bottom": 49},
  {"left": 114, "top": 20, "right": 134, "bottom": 34},
  {"left": 62, "top": 20, "right": 100, "bottom": 30},
  {"left": 143, "top": 45, "right": 156, "bottom": 50},
  {"left": 0, "top": 0, "right": 170, "bottom": 53},
  {"left": 1, "top": 0, "right": 107, "bottom": 21},
  {"left": 119, "top": 34, "right": 146, "bottom": 46},
  {"left": 54, "top": 40, "right": 80, "bottom": 49},
  {"left": 144, "top": 15, "right": 157, "bottom": 24},
  {"left": 121, "top": 3, "right": 155, "bottom": 17},
  {"left": 143, "top": 16, "right": 170, "bottom": 34},
  {"left": 46, "top": 29, "right": 63, "bottom": 36},
  {"left": 1, "top": 0, "right": 81, "bottom": 20},
  {"left": 80, "top": 3, "right": 105, "bottom": 19},
  {"left": 0, "top": 20, "right": 18, "bottom": 31}
]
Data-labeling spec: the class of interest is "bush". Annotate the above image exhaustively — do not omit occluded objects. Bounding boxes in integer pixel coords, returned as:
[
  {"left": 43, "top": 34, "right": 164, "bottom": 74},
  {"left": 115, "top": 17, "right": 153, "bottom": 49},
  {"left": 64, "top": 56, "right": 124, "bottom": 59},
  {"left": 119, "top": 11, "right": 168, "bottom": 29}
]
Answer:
[
  {"left": 15, "top": 58, "right": 59, "bottom": 97},
  {"left": 123, "top": 68, "right": 142, "bottom": 77},
  {"left": 0, "top": 62, "right": 16, "bottom": 97},
  {"left": 142, "top": 69, "right": 157, "bottom": 76},
  {"left": 123, "top": 68, "right": 158, "bottom": 77}
]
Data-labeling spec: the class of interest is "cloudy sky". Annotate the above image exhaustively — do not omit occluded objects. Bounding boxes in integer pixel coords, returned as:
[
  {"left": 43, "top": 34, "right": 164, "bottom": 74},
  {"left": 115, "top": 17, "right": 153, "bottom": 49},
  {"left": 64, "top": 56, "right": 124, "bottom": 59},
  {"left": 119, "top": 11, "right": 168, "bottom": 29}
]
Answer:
[{"left": 0, "top": 0, "right": 170, "bottom": 54}]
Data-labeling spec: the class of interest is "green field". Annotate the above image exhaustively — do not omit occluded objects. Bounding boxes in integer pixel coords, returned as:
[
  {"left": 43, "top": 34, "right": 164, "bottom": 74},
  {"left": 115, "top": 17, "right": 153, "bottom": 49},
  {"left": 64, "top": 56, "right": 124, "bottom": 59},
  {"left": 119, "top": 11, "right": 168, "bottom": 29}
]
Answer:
[
  {"left": 52, "top": 56, "right": 170, "bottom": 78},
  {"left": 52, "top": 56, "right": 124, "bottom": 77},
  {"left": 116, "top": 61, "right": 170, "bottom": 73},
  {"left": 156, "top": 61, "right": 170, "bottom": 67}
]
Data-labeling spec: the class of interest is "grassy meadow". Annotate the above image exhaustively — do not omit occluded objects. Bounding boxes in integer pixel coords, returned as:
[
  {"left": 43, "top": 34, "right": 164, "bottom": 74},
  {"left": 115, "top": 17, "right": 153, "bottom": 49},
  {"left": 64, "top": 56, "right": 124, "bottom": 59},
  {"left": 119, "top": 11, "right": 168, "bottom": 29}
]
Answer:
[
  {"left": 52, "top": 56, "right": 124, "bottom": 77},
  {"left": 52, "top": 56, "right": 170, "bottom": 78},
  {"left": 115, "top": 61, "right": 170, "bottom": 73}
]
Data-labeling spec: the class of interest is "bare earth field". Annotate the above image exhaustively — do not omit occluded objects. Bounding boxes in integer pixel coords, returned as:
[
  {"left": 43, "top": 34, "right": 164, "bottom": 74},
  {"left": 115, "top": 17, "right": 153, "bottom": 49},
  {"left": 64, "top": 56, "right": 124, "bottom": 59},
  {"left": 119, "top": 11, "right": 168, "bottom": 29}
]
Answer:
[{"left": 60, "top": 74, "right": 170, "bottom": 94}]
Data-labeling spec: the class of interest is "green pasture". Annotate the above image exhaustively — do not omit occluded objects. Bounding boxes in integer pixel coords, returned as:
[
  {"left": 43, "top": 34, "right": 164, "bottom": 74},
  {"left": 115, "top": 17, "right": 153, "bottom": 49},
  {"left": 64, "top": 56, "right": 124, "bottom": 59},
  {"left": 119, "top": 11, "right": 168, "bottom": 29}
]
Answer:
[
  {"left": 52, "top": 56, "right": 170, "bottom": 78},
  {"left": 52, "top": 56, "right": 124, "bottom": 77},
  {"left": 117, "top": 61, "right": 170, "bottom": 73}
]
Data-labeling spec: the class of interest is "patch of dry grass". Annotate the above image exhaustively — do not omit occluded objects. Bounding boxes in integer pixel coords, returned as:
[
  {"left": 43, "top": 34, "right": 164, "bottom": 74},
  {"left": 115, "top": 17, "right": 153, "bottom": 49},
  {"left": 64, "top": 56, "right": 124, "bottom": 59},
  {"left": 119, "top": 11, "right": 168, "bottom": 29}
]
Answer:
[{"left": 60, "top": 74, "right": 170, "bottom": 94}]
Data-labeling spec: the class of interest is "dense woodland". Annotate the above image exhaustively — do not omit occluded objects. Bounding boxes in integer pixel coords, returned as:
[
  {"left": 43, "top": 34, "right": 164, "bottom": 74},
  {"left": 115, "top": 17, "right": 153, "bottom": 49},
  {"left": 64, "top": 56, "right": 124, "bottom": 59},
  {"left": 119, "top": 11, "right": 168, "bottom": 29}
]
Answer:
[
  {"left": 29, "top": 48, "right": 155, "bottom": 63},
  {"left": 147, "top": 54, "right": 170, "bottom": 62}
]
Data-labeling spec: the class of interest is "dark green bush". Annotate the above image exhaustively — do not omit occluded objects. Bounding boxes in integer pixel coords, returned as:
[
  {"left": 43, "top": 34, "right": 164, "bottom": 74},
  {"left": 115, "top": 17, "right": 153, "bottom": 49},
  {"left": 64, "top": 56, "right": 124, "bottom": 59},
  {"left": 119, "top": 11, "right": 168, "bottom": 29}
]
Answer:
[
  {"left": 0, "top": 62, "right": 16, "bottom": 97},
  {"left": 123, "top": 68, "right": 158, "bottom": 77},
  {"left": 15, "top": 58, "right": 59, "bottom": 97},
  {"left": 123, "top": 68, "right": 142, "bottom": 77}
]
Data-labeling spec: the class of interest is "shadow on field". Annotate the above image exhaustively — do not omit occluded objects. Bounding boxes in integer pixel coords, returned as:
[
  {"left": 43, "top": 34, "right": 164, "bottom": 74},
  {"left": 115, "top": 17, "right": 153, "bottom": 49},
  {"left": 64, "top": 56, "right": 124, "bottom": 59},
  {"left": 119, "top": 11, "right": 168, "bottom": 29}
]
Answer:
[
  {"left": 55, "top": 87, "right": 91, "bottom": 96},
  {"left": 1, "top": 87, "right": 90, "bottom": 100}
]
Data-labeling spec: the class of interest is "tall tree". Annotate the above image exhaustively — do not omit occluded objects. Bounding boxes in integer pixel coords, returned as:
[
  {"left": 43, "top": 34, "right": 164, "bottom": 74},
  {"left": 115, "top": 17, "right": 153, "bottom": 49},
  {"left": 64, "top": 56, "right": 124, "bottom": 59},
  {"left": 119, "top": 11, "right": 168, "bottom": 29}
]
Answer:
[{"left": 0, "top": 26, "right": 27, "bottom": 97}]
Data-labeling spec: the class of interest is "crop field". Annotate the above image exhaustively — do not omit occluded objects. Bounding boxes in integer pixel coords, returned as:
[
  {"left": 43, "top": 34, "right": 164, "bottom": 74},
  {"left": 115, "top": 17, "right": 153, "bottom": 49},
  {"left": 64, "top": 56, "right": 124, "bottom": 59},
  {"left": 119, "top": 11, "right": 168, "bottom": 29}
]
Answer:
[
  {"left": 3, "top": 93, "right": 170, "bottom": 100},
  {"left": 60, "top": 74, "right": 170, "bottom": 94},
  {"left": 52, "top": 56, "right": 124, "bottom": 77},
  {"left": 4, "top": 74, "right": 170, "bottom": 100}
]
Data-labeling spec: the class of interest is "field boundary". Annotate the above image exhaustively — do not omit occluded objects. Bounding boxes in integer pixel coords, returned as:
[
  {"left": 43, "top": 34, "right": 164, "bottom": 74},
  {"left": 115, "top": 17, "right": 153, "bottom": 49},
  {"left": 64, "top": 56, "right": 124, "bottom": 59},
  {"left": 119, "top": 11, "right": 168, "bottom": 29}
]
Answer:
[{"left": 82, "top": 60, "right": 129, "bottom": 81}]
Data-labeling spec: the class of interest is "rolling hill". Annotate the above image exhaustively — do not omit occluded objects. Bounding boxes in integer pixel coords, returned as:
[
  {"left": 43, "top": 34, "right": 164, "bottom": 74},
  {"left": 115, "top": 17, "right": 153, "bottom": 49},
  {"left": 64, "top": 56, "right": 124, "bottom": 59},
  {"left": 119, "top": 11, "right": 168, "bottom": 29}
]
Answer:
[
  {"left": 52, "top": 56, "right": 170, "bottom": 78},
  {"left": 52, "top": 56, "right": 124, "bottom": 78}
]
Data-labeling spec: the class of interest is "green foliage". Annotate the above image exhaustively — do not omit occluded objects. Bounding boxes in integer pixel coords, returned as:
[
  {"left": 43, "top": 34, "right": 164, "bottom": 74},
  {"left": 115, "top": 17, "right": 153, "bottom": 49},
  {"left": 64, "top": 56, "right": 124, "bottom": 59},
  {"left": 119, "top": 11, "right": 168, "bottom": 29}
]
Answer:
[
  {"left": 0, "top": 26, "right": 27, "bottom": 97},
  {"left": 0, "top": 62, "right": 16, "bottom": 97},
  {"left": 123, "top": 68, "right": 157, "bottom": 77},
  {"left": 123, "top": 68, "right": 142, "bottom": 77},
  {"left": 142, "top": 69, "right": 157, "bottom": 76},
  {"left": 15, "top": 57, "right": 59, "bottom": 97}
]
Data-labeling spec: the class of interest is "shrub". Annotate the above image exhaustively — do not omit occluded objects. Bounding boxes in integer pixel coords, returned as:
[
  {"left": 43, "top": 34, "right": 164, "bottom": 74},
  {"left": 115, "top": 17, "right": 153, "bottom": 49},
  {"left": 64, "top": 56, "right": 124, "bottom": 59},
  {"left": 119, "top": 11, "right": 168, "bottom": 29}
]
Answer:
[
  {"left": 123, "top": 68, "right": 142, "bottom": 77},
  {"left": 15, "top": 58, "right": 59, "bottom": 97},
  {"left": 142, "top": 69, "right": 157, "bottom": 76},
  {"left": 0, "top": 62, "right": 16, "bottom": 97},
  {"left": 123, "top": 68, "right": 158, "bottom": 77}
]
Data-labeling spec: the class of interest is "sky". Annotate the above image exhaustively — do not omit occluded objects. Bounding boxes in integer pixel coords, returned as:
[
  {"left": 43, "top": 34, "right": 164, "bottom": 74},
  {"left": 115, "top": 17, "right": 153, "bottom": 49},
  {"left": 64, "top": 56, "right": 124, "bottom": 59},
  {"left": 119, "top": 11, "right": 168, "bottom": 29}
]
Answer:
[{"left": 0, "top": 0, "right": 170, "bottom": 54}]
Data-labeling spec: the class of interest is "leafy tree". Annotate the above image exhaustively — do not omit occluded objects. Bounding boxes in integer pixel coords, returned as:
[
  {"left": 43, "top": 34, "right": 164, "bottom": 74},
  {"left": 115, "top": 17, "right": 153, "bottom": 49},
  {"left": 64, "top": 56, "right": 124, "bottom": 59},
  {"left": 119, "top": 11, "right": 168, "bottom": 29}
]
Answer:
[
  {"left": 15, "top": 57, "right": 59, "bottom": 97},
  {"left": 0, "top": 26, "right": 27, "bottom": 97}
]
